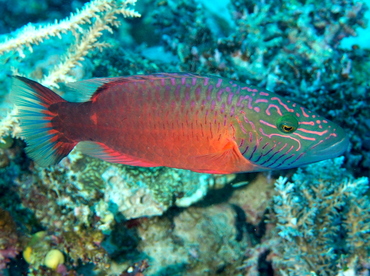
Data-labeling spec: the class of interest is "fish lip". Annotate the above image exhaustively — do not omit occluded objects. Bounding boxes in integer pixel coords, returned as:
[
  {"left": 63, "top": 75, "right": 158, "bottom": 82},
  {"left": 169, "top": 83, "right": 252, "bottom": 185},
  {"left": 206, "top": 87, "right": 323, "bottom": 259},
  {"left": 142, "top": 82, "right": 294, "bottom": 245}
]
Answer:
[{"left": 310, "top": 134, "right": 350, "bottom": 160}]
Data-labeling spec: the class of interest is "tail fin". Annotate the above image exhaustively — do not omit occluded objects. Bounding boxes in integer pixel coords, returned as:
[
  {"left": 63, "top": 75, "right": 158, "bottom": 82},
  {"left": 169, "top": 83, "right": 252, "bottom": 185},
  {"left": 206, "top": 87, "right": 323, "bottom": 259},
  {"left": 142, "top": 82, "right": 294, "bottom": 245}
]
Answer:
[{"left": 12, "top": 76, "right": 76, "bottom": 166}]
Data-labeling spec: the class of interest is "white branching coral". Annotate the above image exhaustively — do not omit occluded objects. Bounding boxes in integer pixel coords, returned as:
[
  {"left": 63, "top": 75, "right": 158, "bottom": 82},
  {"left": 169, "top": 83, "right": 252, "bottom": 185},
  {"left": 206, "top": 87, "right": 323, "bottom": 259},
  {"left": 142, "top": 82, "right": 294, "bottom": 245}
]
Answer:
[
  {"left": 41, "top": 0, "right": 141, "bottom": 88},
  {"left": 0, "top": 0, "right": 140, "bottom": 58}
]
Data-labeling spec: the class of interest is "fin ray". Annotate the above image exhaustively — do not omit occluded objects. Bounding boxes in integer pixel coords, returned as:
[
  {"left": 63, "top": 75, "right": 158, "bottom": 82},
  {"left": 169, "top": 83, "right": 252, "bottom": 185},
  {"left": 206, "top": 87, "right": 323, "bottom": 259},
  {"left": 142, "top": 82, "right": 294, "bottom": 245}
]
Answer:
[
  {"left": 191, "top": 140, "right": 251, "bottom": 174},
  {"left": 12, "top": 76, "right": 76, "bottom": 166},
  {"left": 62, "top": 73, "right": 208, "bottom": 102}
]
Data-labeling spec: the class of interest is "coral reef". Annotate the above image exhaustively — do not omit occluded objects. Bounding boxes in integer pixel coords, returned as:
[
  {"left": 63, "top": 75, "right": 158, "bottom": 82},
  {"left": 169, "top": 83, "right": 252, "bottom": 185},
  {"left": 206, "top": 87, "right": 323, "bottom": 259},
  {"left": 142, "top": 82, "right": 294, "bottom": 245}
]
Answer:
[
  {"left": 273, "top": 157, "right": 370, "bottom": 275},
  {"left": 3, "top": 148, "right": 232, "bottom": 273},
  {"left": 0, "top": 208, "right": 21, "bottom": 270},
  {"left": 137, "top": 203, "right": 251, "bottom": 275},
  {"left": 120, "top": 259, "right": 149, "bottom": 276},
  {"left": 229, "top": 173, "right": 275, "bottom": 226},
  {"left": 23, "top": 231, "right": 68, "bottom": 273},
  {"left": 0, "top": 0, "right": 369, "bottom": 275}
]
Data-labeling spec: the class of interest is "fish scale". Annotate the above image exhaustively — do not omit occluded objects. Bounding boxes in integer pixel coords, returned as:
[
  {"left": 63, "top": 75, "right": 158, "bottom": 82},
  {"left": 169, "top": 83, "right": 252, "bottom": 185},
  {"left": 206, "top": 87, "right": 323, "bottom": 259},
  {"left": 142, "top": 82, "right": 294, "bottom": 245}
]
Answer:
[{"left": 11, "top": 73, "right": 349, "bottom": 173}]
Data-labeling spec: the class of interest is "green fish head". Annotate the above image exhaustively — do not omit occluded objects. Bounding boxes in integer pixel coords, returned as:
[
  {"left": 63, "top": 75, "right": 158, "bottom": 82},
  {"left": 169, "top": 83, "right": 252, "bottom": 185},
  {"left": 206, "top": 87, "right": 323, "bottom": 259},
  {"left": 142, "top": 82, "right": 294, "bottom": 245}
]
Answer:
[{"left": 239, "top": 98, "right": 349, "bottom": 170}]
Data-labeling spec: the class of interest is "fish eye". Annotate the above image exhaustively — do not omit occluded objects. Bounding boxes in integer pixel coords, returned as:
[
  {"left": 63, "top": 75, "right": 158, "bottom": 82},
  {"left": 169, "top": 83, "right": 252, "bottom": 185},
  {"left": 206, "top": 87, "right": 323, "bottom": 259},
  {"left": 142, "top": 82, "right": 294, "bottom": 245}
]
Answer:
[{"left": 277, "top": 114, "right": 298, "bottom": 133}]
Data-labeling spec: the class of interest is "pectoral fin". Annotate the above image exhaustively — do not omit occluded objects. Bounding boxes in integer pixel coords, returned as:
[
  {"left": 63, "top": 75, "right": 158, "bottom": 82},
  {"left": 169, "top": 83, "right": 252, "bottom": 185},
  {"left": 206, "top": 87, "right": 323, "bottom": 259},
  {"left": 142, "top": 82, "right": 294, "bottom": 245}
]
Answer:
[{"left": 190, "top": 141, "right": 245, "bottom": 174}]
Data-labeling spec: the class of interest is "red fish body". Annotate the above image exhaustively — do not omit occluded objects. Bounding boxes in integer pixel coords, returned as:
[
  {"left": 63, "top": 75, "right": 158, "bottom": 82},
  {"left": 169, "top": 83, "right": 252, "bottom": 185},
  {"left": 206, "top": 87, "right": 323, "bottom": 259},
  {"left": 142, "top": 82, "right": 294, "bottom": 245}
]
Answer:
[{"left": 12, "top": 73, "right": 349, "bottom": 174}]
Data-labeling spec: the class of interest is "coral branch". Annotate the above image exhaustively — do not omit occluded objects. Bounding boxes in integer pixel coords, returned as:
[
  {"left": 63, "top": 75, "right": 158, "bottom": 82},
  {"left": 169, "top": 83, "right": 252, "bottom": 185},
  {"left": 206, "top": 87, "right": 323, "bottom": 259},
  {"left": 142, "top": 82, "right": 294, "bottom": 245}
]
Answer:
[
  {"left": 0, "top": 0, "right": 139, "bottom": 57},
  {"left": 273, "top": 157, "right": 370, "bottom": 274}
]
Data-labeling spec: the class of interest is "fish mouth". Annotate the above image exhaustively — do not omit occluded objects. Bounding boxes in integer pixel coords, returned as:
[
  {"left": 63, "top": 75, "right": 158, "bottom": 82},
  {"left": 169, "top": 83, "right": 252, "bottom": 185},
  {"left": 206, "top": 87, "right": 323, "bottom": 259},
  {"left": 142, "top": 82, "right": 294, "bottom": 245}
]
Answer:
[
  {"left": 310, "top": 135, "right": 350, "bottom": 161},
  {"left": 291, "top": 135, "right": 348, "bottom": 169}
]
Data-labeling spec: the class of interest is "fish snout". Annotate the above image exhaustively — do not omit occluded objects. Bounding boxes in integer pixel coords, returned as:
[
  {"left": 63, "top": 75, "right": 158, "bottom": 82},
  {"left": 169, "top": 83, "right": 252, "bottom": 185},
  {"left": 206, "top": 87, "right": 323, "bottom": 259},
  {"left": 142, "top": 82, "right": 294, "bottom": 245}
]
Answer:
[{"left": 310, "top": 126, "right": 350, "bottom": 161}]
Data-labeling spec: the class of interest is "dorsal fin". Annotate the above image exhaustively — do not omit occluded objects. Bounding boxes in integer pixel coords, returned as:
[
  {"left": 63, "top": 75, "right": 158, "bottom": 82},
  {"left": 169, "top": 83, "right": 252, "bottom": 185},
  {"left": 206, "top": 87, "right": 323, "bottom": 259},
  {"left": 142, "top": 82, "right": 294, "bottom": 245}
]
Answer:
[
  {"left": 61, "top": 73, "right": 209, "bottom": 102},
  {"left": 61, "top": 78, "right": 118, "bottom": 102}
]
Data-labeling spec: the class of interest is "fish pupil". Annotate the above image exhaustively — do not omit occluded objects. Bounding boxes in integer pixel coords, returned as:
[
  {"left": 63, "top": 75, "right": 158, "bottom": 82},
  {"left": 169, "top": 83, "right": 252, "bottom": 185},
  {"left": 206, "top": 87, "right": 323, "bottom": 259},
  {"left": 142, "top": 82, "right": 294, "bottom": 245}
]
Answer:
[
  {"left": 276, "top": 114, "right": 298, "bottom": 133},
  {"left": 282, "top": 125, "right": 294, "bottom": 132}
]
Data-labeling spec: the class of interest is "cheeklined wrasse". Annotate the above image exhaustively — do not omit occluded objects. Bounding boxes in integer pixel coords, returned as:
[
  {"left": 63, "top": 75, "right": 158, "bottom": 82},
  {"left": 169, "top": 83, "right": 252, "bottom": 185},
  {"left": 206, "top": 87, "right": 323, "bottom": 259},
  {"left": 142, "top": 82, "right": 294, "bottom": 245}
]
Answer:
[{"left": 12, "top": 73, "right": 349, "bottom": 174}]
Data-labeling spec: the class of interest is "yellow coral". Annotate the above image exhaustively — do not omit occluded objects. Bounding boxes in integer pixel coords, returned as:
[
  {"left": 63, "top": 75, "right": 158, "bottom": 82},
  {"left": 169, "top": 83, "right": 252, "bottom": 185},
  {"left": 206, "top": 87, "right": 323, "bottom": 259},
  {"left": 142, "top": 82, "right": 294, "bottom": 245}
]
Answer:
[
  {"left": 23, "top": 231, "right": 48, "bottom": 264},
  {"left": 23, "top": 246, "right": 33, "bottom": 263},
  {"left": 44, "top": 249, "right": 65, "bottom": 270}
]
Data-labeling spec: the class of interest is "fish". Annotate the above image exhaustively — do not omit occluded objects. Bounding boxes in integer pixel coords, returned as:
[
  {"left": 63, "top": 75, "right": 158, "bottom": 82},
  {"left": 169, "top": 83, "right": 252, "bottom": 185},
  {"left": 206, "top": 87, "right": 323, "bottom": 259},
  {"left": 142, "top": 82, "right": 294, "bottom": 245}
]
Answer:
[{"left": 11, "top": 73, "right": 349, "bottom": 174}]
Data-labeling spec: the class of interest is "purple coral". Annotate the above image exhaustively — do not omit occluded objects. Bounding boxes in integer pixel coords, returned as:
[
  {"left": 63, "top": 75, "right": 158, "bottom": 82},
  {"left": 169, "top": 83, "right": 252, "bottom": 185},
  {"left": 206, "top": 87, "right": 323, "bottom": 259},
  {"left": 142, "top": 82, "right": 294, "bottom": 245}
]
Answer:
[{"left": 0, "top": 247, "right": 18, "bottom": 269}]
